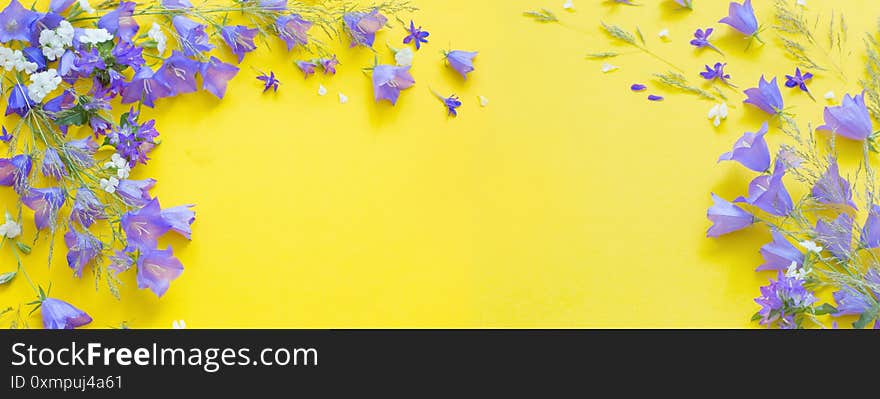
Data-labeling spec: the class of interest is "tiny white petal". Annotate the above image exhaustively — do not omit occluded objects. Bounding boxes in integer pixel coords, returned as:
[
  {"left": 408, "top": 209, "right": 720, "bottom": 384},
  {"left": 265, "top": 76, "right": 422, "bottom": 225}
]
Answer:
[
  {"left": 601, "top": 63, "right": 618, "bottom": 73},
  {"left": 713, "top": 116, "right": 721, "bottom": 127},
  {"left": 338, "top": 92, "right": 348, "bottom": 104},
  {"left": 708, "top": 104, "right": 720, "bottom": 119},
  {"left": 799, "top": 240, "right": 823, "bottom": 253},
  {"left": 563, "top": 0, "right": 574, "bottom": 10},
  {"left": 658, "top": 29, "right": 670, "bottom": 39},
  {"left": 719, "top": 102, "right": 729, "bottom": 119},
  {"left": 796, "top": 0, "right": 807, "bottom": 7},
  {"left": 478, "top": 95, "right": 489, "bottom": 107},
  {"left": 824, "top": 91, "right": 835, "bottom": 101},
  {"left": 172, "top": 320, "right": 187, "bottom": 329},
  {"left": 318, "top": 85, "right": 327, "bottom": 96}
]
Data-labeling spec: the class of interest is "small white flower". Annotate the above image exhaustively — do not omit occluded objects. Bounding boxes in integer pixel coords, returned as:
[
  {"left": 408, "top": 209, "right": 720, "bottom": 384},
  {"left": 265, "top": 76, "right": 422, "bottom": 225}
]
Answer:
[
  {"left": 318, "top": 84, "right": 327, "bottom": 96},
  {"left": 563, "top": 0, "right": 575, "bottom": 10},
  {"left": 796, "top": 0, "right": 807, "bottom": 7},
  {"left": 394, "top": 46, "right": 413, "bottom": 66},
  {"left": 824, "top": 91, "right": 836, "bottom": 101},
  {"left": 39, "top": 21, "right": 75, "bottom": 61},
  {"left": 0, "top": 212, "right": 22, "bottom": 239},
  {"left": 338, "top": 92, "right": 348, "bottom": 104},
  {"left": 172, "top": 320, "right": 187, "bottom": 329},
  {"left": 707, "top": 102, "right": 728, "bottom": 127},
  {"left": 0, "top": 47, "right": 38, "bottom": 73},
  {"left": 785, "top": 262, "right": 810, "bottom": 280},
  {"left": 147, "top": 23, "right": 167, "bottom": 54},
  {"left": 800, "top": 240, "right": 823, "bottom": 254},
  {"left": 27, "top": 69, "right": 62, "bottom": 103},
  {"left": 78, "top": 0, "right": 95, "bottom": 13},
  {"left": 658, "top": 29, "right": 670, "bottom": 40},
  {"left": 478, "top": 95, "right": 489, "bottom": 107},
  {"left": 601, "top": 63, "right": 618, "bottom": 73},
  {"left": 79, "top": 28, "right": 114, "bottom": 45},
  {"left": 100, "top": 177, "right": 120, "bottom": 194}
]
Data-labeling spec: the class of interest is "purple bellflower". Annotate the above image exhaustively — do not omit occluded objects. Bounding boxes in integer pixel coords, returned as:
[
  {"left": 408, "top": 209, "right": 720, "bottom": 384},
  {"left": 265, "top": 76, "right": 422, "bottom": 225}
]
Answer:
[
  {"left": 64, "top": 229, "right": 102, "bottom": 278},
  {"left": 372, "top": 65, "right": 415, "bottom": 105},
  {"left": 784, "top": 68, "right": 813, "bottom": 94},
  {"left": 744, "top": 76, "right": 784, "bottom": 115},
  {"left": 137, "top": 246, "right": 184, "bottom": 297},
  {"left": 121, "top": 67, "right": 172, "bottom": 107},
  {"left": 295, "top": 60, "right": 317, "bottom": 77},
  {"left": 758, "top": 229, "right": 804, "bottom": 271},
  {"left": 41, "top": 148, "right": 68, "bottom": 180},
  {"left": 0, "top": 0, "right": 39, "bottom": 43},
  {"left": 0, "top": 126, "right": 11, "bottom": 143},
  {"left": 718, "top": 122, "right": 771, "bottom": 172},
  {"left": 734, "top": 159, "right": 793, "bottom": 216},
  {"left": 403, "top": 21, "right": 429, "bottom": 50},
  {"left": 719, "top": 0, "right": 760, "bottom": 37},
  {"left": 444, "top": 50, "right": 477, "bottom": 79},
  {"left": 162, "top": 0, "right": 193, "bottom": 9},
  {"left": 22, "top": 187, "right": 66, "bottom": 230},
  {"left": 121, "top": 198, "right": 172, "bottom": 251},
  {"left": 319, "top": 56, "right": 339, "bottom": 75},
  {"left": 755, "top": 271, "right": 815, "bottom": 329},
  {"left": 815, "top": 213, "right": 854, "bottom": 260},
  {"left": 0, "top": 154, "right": 32, "bottom": 193},
  {"left": 154, "top": 51, "right": 200, "bottom": 96},
  {"left": 116, "top": 178, "right": 155, "bottom": 207},
  {"left": 690, "top": 28, "right": 722, "bottom": 54},
  {"left": 812, "top": 158, "right": 857, "bottom": 209},
  {"left": 41, "top": 298, "right": 91, "bottom": 329},
  {"left": 260, "top": 0, "right": 287, "bottom": 10},
  {"left": 707, "top": 193, "right": 755, "bottom": 237},
  {"left": 443, "top": 94, "right": 462, "bottom": 117},
  {"left": 162, "top": 205, "right": 195, "bottom": 239},
  {"left": 861, "top": 205, "right": 880, "bottom": 249},
  {"left": 275, "top": 14, "right": 312, "bottom": 51},
  {"left": 221, "top": 25, "right": 259, "bottom": 63},
  {"left": 71, "top": 187, "right": 106, "bottom": 228},
  {"left": 98, "top": 1, "right": 139, "bottom": 42},
  {"left": 700, "top": 62, "right": 731, "bottom": 85},
  {"left": 344, "top": 10, "right": 386, "bottom": 48},
  {"left": 172, "top": 16, "right": 214, "bottom": 56},
  {"left": 6, "top": 84, "right": 35, "bottom": 117},
  {"left": 816, "top": 92, "right": 874, "bottom": 141},
  {"left": 832, "top": 286, "right": 872, "bottom": 316},
  {"left": 200, "top": 57, "right": 239, "bottom": 99},
  {"left": 257, "top": 71, "right": 280, "bottom": 92}
]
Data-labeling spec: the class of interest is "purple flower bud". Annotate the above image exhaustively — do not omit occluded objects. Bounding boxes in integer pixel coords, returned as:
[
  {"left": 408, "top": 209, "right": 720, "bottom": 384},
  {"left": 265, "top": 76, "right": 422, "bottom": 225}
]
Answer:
[
  {"left": 41, "top": 298, "right": 92, "bottom": 329},
  {"left": 707, "top": 193, "right": 755, "bottom": 237},
  {"left": 718, "top": 122, "right": 771, "bottom": 172}
]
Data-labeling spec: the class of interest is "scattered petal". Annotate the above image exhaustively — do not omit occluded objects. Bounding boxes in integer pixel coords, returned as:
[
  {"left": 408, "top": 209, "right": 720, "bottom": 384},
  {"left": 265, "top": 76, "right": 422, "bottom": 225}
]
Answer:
[
  {"left": 648, "top": 95, "right": 664, "bottom": 101},
  {"left": 631, "top": 84, "right": 647, "bottom": 91},
  {"left": 658, "top": 28, "right": 669, "bottom": 40},
  {"left": 563, "top": 0, "right": 574, "bottom": 10},
  {"left": 601, "top": 63, "right": 618, "bottom": 73},
  {"left": 478, "top": 95, "right": 489, "bottom": 107},
  {"left": 824, "top": 90, "right": 835, "bottom": 101},
  {"left": 318, "top": 84, "right": 327, "bottom": 96},
  {"left": 338, "top": 92, "right": 348, "bottom": 104}
]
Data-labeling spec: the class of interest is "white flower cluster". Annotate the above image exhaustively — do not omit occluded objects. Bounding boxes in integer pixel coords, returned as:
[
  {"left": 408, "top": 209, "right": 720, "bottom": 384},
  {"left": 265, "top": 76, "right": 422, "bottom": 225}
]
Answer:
[
  {"left": 395, "top": 46, "right": 413, "bottom": 66},
  {"left": 100, "top": 177, "right": 120, "bottom": 194},
  {"left": 27, "top": 69, "right": 62, "bottom": 103},
  {"left": 0, "top": 212, "right": 21, "bottom": 239},
  {"left": 39, "top": 20, "right": 75, "bottom": 61},
  {"left": 79, "top": 28, "right": 114, "bottom": 45},
  {"left": 78, "top": 0, "right": 95, "bottom": 13},
  {"left": 103, "top": 153, "right": 131, "bottom": 179},
  {"left": 0, "top": 47, "right": 38, "bottom": 73},
  {"left": 785, "top": 262, "right": 810, "bottom": 281},
  {"left": 148, "top": 23, "right": 167, "bottom": 54}
]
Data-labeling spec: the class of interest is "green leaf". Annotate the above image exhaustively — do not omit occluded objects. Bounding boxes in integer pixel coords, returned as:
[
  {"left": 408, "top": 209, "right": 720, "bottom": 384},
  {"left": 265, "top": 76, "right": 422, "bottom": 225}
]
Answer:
[
  {"left": 16, "top": 242, "right": 30, "bottom": 255},
  {"left": 0, "top": 271, "right": 15, "bottom": 285},
  {"left": 813, "top": 303, "right": 838, "bottom": 316},
  {"left": 853, "top": 311, "right": 874, "bottom": 329},
  {"left": 53, "top": 107, "right": 88, "bottom": 126},
  {"left": 751, "top": 312, "right": 762, "bottom": 321}
]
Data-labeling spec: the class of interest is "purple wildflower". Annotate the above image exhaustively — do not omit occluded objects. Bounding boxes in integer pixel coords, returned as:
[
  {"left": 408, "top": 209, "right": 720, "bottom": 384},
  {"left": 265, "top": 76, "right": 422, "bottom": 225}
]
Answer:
[
  {"left": 64, "top": 229, "right": 102, "bottom": 278},
  {"left": 62, "top": 137, "right": 98, "bottom": 168},
  {"left": 260, "top": 0, "right": 287, "bottom": 10},
  {"left": 719, "top": 0, "right": 759, "bottom": 36},
  {"left": 0, "top": 154, "right": 31, "bottom": 193},
  {"left": 700, "top": 62, "right": 731, "bottom": 84},
  {"left": 121, "top": 67, "right": 171, "bottom": 107},
  {"left": 22, "top": 47, "right": 46, "bottom": 72},
  {"left": 275, "top": 14, "right": 312, "bottom": 51},
  {"left": 21, "top": 187, "right": 66, "bottom": 230},
  {"left": 162, "top": 205, "right": 195, "bottom": 239},
  {"left": 690, "top": 28, "right": 721, "bottom": 54},
  {"left": 816, "top": 92, "right": 874, "bottom": 141},
  {"left": 98, "top": 1, "right": 139, "bottom": 42},
  {"left": 162, "top": 0, "right": 192, "bottom": 8},
  {"left": 861, "top": 205, "right": 880, "bottom": 249},
  {"left": 444, "top": 50, "right": 477, "bottom": 79},
  {"left": 154, "top": 51, "right": 200, "bottom": 96},
  {"left": 121, "top": 198, "right": 172, "bottom": 251},
  {"left": 200, "top": 57, "right": 239, "bottom": 99},
  {"left": 108, "top": 250, "right": 134, "bottom": 274},
  {"left": 784, "top": 68, "right": 813, "bottom": 94},
  {"left": 372, "top": 65, "right": 415, "bottom": 105},
  {"left": 812, "top": 158, "right": 857, "bottom": 209},
  {"left": 172, "top": 16, "right": 214, "bottom": 56},
  {"left": 6, "top": 84, "right": 35, "bottom": 117},
  {"left": 442, "top": 94, "right": 462, "bottom": 117},
  {"left": 41, "top": 148, "right": 68, "bottom": 180},
  {"left": 343, "top": 10, "right": 387, "bottom": 48},
  {"left": 758, "top": 229, "right": 804, "bottom": 271},
  {"left": 403, "top": 21, "right": 429, "bottom": 50},
  {"left": 137, "top": 246, "right": 184, "bottom": 297},
  {"left": 734, "top": 159, "right": 793, "bottom": 216},
  {"left": 112, "top": 40, "right": 145, "bottom": 69},
  {"left": 755, "top": 271, "right": 815, "bottom": 329},
  {"left": 116, "top": 178, "right": 155, "bottom": 207},
  {"left": 257, "top": 71, "right": 280, "bottom": 92},
  {"left": 631, "top": 84, "right": 646, "bottom": 91},
  {"left": 0, "top": 126, "right": 11, "bottom": 143},
  {"left": 220, "top": 25, "right": 259, "bottom": 63},
  {"left": 718, "top": 122, "right": 771, "bottom": 172},
  {"left": 648, "top": 95, "right": 664, "bottom": 101},
  {"left": 295, "top": 60, "right": 317, "bottom": 77},
  {"left": 674, "top": 0, "right": 693, "bottom": 9},
  {"left": 71, "top": 187, "right": 105, "bottom": 228},
  {"left": 743, "top": 76, "right": 784, "bottom": 115},
  {"left": 319, "top": 56, "right": 339, "bottom": 75},
  {"left": 41, "top": 298, "right": 91, "bottom": 329},
  {"left": 0, "top": 0, "right": 39, "bottom": 43},
  {"left": 815, "top": 213, "right": 853, "bottom": 260},
  {"left": 832, "top": 285, "right": 872, "bottom": 316},
  {"left": 707, "top": 193, "right": 755, "bottom": 237}
]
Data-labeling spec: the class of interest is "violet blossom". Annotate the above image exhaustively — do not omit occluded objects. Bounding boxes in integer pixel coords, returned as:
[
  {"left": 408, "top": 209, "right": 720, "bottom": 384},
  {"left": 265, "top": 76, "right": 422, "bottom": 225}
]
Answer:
[
  {"left": 220, "top": 25, "right": 259, "bottom": 63},
  {"left": 116, "top": 178, "right": 155, "bottom": 207},
  {"left": 6, "top": 84, "right": 35, "bottom": 117},
  {"left": 97, "top": 1, "right": 139, "bottom": 42},
  {"left": 64, "top": 229, "right": 102, "bottom": 277},
  {"left": 372, "top": 65, "right": 415, "bottom": 105},
  {"left": 319, "top": 56, "right": 339, "bottom": 75},
  {"left": 162, "top": 205, "right": 195, "bottom": 239},
  {"left": 816, "top": 92, "right": 874, "bottom": 141},
  {"left": 755, "top": 271, "right": 815, "bottom": 328},
  {"left": 758, "top": 229, "right": 804, "bottom": 271},
  {"left": 172, "top": 16, "right": 214, "bottom": 56},
  {"left": 403, "top": 21, "right": 429, "bottom": 50},
  {"left": 812, "top": 159, "right": 857, "bottom": 209},
  {"left": 734, "top": 159, "right": 793, "bottom": 216},
  {"left": 815, "top": 213, "right": 853, "bottom": 260},
  {"left": 200, "top": 56, "right": 239, "bottom": 99},
  {"left": 0, "top": 126, "right": 11, "bottom": 143},
  {"left": 71, "top": 187, "right": 105, "bottom": 228},
  {"left": 443, "top": 94, "right": 462, "bottom": 117},
  {"left": 41, "top": 148, "right": 68, "bottom": 180},
  {"left": 295, "top": 60, "right": 317, "bottom": 77},
  {"left": 41, "top": 298, "right": 91, "bottom": 329},
  {"left": 0, "top": 0, "right": 39, "bottom": 43},
  {"left": 707, "top": 193, "right": 755, "bottom": 237},
  {"left": 444, "top": 50, "right": 477, "bottom": 79},
  {"left": 121, "top": 198, "right": 172, "bottom": 251},
  {"left": 700, "top": 62, "right": 731, "bottom": 84},
  {"left": 344, "top": 10, "right": 386, "bottom": 48},
  {"left": 743, "top": 76, "right": 783, "bottom": 115},
  {"left": 257, "top": 71, "right": 280, "bottom": 92},
  {"left": 154, "top": 51, "right": 200, "bottom": 96},
  {"left": 275, "top": 14, "right": 312, "bottom": 51},
  {"left": 0, "top": 154, "right": 32, "bottom": 193},
  {"left": 21, "top": 187, "right": 66, "bottom": 230},
  {"left": 162, "top": 0, "right": 192, "bottom": 9},
  {"left": 784, "top": 68, "right": 813, "bottom": 94},
  {"left": 717, "top": 122, "right": 771, "bottom": 172},
  {"left": 719, "top": 0, "right": 759, "bottom": 37},
  {"left": 690, "top": 28, "right": 721, "bottom": 54},
  {"left": 137, "top": 246, "right": 184, "bottom": 297}
]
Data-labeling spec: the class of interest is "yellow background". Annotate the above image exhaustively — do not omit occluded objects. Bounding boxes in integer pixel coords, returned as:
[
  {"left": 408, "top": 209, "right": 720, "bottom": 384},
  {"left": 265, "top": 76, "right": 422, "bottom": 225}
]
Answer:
[{"left": 1, "top": 0, "right": 875, "bottom": 328}]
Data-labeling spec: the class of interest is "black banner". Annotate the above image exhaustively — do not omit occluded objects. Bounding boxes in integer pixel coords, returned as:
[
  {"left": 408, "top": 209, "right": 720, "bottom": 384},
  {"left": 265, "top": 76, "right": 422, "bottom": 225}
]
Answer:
[{"left": 0, "top": 329, "right": 875, "bottom": 396}]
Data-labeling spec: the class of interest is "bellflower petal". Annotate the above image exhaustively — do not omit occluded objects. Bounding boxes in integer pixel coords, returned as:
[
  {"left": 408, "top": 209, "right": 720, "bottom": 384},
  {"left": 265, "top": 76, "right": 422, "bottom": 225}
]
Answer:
[
  {"left": 71, "top": 187, "right": 105, "bottom": 228},
  {"left": 41, "top": 298, "right": 91, "bottom": 329},
  {"left": 172, "top": 16, "right": 213, "bottom": 56},
  {"left": 444, "top": 50, "right": 477, "bottom": 79},
  {"left": 816, "top": 92, "right": 874, "bottom": 141},
  {"left": 717, "top": 122, "right": 771, "bottom": 172},
  {"left": 832, "top": 285, "right": 872, "bottom": 316},
  {"left": 343, "top": 10, "right": 385, "bottom": 48},
  {"left": 372, "top": 65, "right": 415, "bottom": 105},
  {"left": 734, "top": 159, "right": 793, "bottom": 216},
  {"left": 200, "top": 56, "right": 239, "bottom": 99},
  {"left": 0, "top": 0, "right": 39, "bottom": 43},
  {"left": 220, "top": 25, "right": 258, "bottom": 63},
  {"left": 137, "top": 246, "right": 184, "bottom": 297},
  {"left": 121, "top": 198, "right": 171, "bottom": 251},
  {"left": 719, "top": 0, "right": 759, "bottom": 36},
  {"left": 97, "top": 1, "right": 138, "bottom": 42},
  {"left": 161, "top": 204, "right": 195, "bottom": 239},
  {"left": 744, "top": 76, "right": 783, "bottom": 115},
  {"left": 812, "top": 159, "right": 857, "bottom": 209},
  {"left": 758, "top": 229, "right": 804, "bottom": 271},
  {"left": 6, "top": 84, "right": 36, "bottom": 116},
  {"left": 275, "top": 14, "right": 311, "bottom": 51},
  {"left": 116, "top": 178, "right": 156, "bottom": 207},
  {"left": 707, "top": 193, "right": 755, "bottom": 237},
  {"left": 815, "top": 213, "right": 853, "bottom": 260},
  {"left": 64, "top": 229, "right": 102, "bottom": 277},
  {"left": 121, "top": 66, "right": 172, "bottom": 107},
  {"left": 154, "top": 51, "right": 200, "bottom": 96},
  {"left": 21, "top": 187, "right": 66, "bottom": 230}
]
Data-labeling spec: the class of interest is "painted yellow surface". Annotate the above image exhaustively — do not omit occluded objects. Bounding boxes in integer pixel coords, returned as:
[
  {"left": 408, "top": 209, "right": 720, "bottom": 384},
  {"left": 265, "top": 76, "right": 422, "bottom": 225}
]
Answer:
[{"left": 1, "top": 0, "right": 875, "bottom": 328}]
